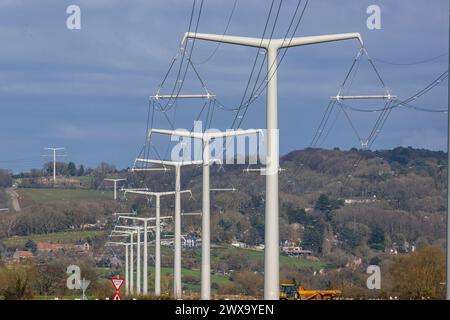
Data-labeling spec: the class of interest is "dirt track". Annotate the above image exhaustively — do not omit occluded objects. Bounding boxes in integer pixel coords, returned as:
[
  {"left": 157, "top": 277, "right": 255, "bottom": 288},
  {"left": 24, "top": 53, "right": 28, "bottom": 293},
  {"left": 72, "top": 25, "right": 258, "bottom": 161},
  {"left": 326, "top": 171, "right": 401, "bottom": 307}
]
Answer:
[{"left": 6, "top": 188, "right": 21, "bottom": 212}]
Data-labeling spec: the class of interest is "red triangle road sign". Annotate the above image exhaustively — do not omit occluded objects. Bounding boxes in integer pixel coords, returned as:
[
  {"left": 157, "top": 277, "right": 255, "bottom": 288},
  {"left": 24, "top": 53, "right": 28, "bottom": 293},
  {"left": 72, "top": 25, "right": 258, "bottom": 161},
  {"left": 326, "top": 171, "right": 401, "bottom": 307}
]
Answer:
[
  {"left": 111, "top": 278, "right": 125, "bottom": 291},
  {"left": 112, "top": 292, "right": 122, "bottom": 300}
]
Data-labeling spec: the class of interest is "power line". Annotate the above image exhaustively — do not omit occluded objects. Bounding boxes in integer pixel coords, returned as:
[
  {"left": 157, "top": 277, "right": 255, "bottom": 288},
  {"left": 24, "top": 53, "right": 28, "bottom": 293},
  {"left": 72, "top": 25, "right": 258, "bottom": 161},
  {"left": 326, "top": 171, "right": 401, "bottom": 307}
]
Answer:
[
  {"left": 341, "top": 101, "right": 448, "bottom": 113},
  {"left": 0, "top": 157, "right": 39, "bottom": 163},
  {"left": 372, "top": 52, "right": 448, "bottom": 66},
  {"left": 318, "top": 106, "right": 342, "bottom": 147},
  {"left": 229, "top": 0, "right": 280, "bottom": 129},
  {"left": 310, "top": 48, "right": 364, "bottom": 147},
  {"left": 163, "top": 0, "right": 205, "bottom": 111},
  {"left": 193, "top": 0, "right": 238, "bottom": 65},
  {"left": 338, "top": 70, "right": 448, "bottom": 113},
  {"left": 211, "top": 0, "right": 310, "bottom": 194},
  {"left": 135, "top": 0, "right": 199, "bottom": 165},
  {"left": 233, "top": 0, "right": 292, "bottom": 128},
  {"left": 310, "top": 100, "right": 336, "bottom": 147},
  {"left": 234, "top": 0, "right": 310, "bottom": 130},
  {"left": 158, "top": 0, "right": 203, "bottom": 114},
  {"left": 136, "top": 0, "right": 206, "bottom": 170},
  {"left": 169, "top": 0, "right": 285, "bottom": 192},
  {"left": 304, "top": 45, "right": 397, "bottom": 188},
  {"left": 403, "top": 102, "right": 448, "bottom": 113}
]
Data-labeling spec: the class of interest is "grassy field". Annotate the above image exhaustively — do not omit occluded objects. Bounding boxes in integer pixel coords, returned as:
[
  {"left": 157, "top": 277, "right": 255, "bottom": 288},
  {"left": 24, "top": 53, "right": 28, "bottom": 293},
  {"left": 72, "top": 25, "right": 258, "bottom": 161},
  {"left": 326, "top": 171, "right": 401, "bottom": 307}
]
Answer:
[
  {"left": 212, "top": 246, "right": 327, "bottom": 270},
  {"left": 98, "top": 246, "right": 321, "bottom": 294},
  {"left": 149, "top": 266, "right": 231, "bottom": 292},
  {"left": 142, "top": 245, "right": 325, "bottom": 270},
  {"left": 72, "top": 176, "right": 94, "bottom": 183},
  {"left": 1, "top": 230, "right": 105, "bottom": 248},
  {"left": 18, "top": 188, "right": 113, "bottom": 205},
  {"left": 96, "top": 265, "right": 231, "bottom": 293}
]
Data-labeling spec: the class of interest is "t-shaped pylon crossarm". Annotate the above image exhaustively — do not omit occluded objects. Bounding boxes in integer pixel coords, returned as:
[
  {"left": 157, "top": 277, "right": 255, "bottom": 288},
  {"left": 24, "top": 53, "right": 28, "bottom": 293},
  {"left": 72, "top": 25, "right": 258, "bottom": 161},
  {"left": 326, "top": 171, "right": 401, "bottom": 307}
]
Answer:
[
  {"left": 135, "top": 158, "right": 222, "bottom": 168},
  {"left": 105, "top": 241, "right": 130, "bottom": 246},
  {"left": 129, "top": 167, "right": 171, "bottom": 172},
  {"left": 182, "top": 32, "right": 363, "bottom": 49},
  {"left": 111, "top": 229, "right": 137, "bottom": 236},
  {"left": 150, "top": 94, "right": 216, "bottom": 100},
  {"left": 135, "top": 158, "right": 204, "bottom": 167},
  {"left": 150, "top": 128, "right": 262, "bottom": 141},
  {"left": 105, "top": 178, "right": 127, "bottom": 200},
  {"left": 331, "top": 94, "right": 397, "bottom": 100},
  {"left": 115, "top": 225, "right": 156, "bottom": 231},
  {"left": 113, "top": 212, "right": 136, "bottom": 216},
  {"left": 44, "top": 147, "right": 65, "bottom": 151},
  {"left": 118, "top": 216, "right": 172, "bottom": 222},
  {"left": 122, "top": 187, "right": 151, "bottom": 192},
  {"left": 109, "top": 234, "right": 129, "bottom": 238},
  {"left": 181, "top": 212, "right": 202, "bottom": 216},
  {"left": 123, "top": 189, "right": 192, "bottom": 198}
]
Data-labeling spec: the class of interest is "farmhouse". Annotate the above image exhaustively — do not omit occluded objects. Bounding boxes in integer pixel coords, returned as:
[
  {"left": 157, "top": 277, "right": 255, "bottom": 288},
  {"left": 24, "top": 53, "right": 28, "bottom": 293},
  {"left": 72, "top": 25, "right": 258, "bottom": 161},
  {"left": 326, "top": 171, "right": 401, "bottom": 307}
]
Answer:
[{"left": 12, "top": 249, "right": 34, "bottom": 262}]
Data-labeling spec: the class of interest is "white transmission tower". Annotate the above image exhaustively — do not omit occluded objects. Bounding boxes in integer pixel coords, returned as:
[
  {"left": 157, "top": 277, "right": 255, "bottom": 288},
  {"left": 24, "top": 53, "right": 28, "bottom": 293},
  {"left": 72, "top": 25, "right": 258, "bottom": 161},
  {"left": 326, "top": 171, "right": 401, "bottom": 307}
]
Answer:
[
  {"left": 182, "top": 31, "right": 364, "bottom": 300},
  {"left": 150, "top": 128, "right": 261, "bottom": 300},
  {"left": 133, "top": 158, "right": 202, "bottom": 299},
  {"left": 44, "top": 147, "right": 65, "bottom": 184},
  {"left": 104, "top": 178, "right": 126, "bottom": 200},
  {"left": 123, "top": 189, "right": 190, "bottom": 296}
]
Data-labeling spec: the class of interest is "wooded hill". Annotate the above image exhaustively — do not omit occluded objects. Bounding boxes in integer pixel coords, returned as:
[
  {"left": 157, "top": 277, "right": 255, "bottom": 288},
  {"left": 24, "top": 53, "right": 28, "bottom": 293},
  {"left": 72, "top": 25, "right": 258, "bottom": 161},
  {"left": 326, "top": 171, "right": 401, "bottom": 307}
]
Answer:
[{"left": 0, "top": 146, "right": 447, "bottom": 298}]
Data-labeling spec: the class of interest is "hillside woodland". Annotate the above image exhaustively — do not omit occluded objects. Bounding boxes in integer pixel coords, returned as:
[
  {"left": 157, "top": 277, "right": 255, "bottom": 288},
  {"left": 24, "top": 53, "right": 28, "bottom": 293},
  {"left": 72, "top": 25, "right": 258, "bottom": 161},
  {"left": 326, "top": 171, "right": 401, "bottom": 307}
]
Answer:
[{"left": 0, "top": 147, "right": 447, "bottom": 299}]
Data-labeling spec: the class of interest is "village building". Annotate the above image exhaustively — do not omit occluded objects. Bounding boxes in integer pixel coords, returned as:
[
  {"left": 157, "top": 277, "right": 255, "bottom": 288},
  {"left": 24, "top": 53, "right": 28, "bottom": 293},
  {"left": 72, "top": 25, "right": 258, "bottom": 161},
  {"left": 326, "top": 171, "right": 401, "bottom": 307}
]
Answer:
[{"left": 12, "top": 249, "right": 34, "bottom": 262}]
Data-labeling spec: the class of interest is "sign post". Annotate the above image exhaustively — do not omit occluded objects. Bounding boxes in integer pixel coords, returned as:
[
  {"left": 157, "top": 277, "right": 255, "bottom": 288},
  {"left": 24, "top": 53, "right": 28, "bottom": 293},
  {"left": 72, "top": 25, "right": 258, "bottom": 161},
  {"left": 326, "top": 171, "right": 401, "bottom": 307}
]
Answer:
[
  {"left": 79, "top": 278, "right": 90, "bottom": 300},
  {"left": 111, "top": 276, "right": 125, "bottom": 300}
]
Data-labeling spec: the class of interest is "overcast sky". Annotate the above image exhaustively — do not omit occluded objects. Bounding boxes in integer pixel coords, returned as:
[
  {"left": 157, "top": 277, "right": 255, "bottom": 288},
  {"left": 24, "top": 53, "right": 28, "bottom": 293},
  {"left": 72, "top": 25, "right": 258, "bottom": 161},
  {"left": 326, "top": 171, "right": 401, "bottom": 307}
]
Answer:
[{"left": 0, "top": 0, "right": 448, "bottom": 172}]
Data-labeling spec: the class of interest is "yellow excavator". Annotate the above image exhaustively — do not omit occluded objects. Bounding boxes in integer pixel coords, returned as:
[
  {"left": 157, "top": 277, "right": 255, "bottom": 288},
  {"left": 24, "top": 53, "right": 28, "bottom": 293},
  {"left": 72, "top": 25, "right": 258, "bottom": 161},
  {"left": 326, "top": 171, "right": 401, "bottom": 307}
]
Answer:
[{"left": 280, "top": 281, "right": 342, "bottom": 300}]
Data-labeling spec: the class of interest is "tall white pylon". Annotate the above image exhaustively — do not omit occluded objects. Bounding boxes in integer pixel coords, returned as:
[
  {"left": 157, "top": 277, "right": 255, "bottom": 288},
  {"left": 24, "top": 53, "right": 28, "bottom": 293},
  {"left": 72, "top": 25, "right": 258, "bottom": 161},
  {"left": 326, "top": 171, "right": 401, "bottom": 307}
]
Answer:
[
  {"left": 44, "top": 147, "right": 65, "bottom": 183},
  {"left": 111, "top": 229, "right": 136, "bottom": 294},
  {"left": 111, "top": 227, "right": 156, "bottom": 296},
  {"left": 105, "top": 241, "right": 131, "bottom": 295},
  {"left": 115, "top": 226, "right": 143, "bottom": 294},
  {"left": 150, "top": 128, "right": 261, "bottom": 300},
  {"left": 104, "top": 178, "right": 126, "bottom": 200},
  {"left": 117, "top": 215, "right": 171, "bottom": 295},
  {"left": 123, "top": 189, "right": 191, "bottom": 296},
  {"left": 182, "top": 31, "right": 364, "bottom": 300},
  {"left": 134, "top": 158, "right": 202, "bottom": 299}
]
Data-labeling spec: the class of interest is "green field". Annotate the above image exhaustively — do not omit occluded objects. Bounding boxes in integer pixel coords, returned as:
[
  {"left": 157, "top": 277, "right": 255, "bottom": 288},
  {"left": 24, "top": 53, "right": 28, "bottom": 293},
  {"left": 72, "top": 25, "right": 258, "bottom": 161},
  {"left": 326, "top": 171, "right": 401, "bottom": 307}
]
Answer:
[
  {"left": 141, "top": 244, "right": 324, "bottom": 270},
  {"left": 18, "top": 188, "right": 113, "bottom": 204},
  {"left": 1, "top": 230, "right": 105, "bottom": 248},
  {"left": 72, "top": 176, "right": 94, "bottom": 183},
  {"left": 96, "top": 265, "right": 231, "bottom": 293},
  {"left": 212, "top": 246, "right": 327, "bottom": 270},
  {"left": 150, "top": 266, "right": 231, "bottom": 292}
]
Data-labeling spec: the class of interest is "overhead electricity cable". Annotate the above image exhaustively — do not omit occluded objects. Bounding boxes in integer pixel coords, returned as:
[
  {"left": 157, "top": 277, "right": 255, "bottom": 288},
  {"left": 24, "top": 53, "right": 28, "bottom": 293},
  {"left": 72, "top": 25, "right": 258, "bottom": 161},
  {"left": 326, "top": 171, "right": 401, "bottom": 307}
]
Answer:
[
  {"left": 164, "top": 0, "right": 205, "bottom": 111},
  {"left": 338, "top": 70, "right": 448, "bottom": 113},
  {"left": 234, "top": 0, "right": 310, "bottom": 130},
  {"left": 233, "top": 0, "right": 291, "bottom": 129},
  {"left": 372, "top": 52, "right": 448, "bottom": 66},
  {"left": 134, "top": 0, "right": 203, "bottom": 171},
  {"left": 193, "top": 0, "right": 239, "bottom": 65},
  {"left": 228, "top": 0, "right": 279, "bottom": 129},
  {"left": 310, "top": 47, "right": 364, "bottom": 148},
  {"left": 152, "top": 2, "right": 196, "bottom": 110},
  {"left": 158, "top": 0, "right": 201, "bottom": 112},
  {"left": 318, "top": 106, "right": 342, "bottom": 147},
  {"left": 310, "top": 100, "right": 336, "bottom": 147}
]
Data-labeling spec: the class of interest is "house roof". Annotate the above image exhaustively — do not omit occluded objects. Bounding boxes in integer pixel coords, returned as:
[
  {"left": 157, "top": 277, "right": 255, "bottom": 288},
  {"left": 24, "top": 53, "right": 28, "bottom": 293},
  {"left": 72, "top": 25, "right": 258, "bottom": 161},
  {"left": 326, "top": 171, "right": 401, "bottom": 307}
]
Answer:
[{"left": 14, "top": 250, "right": 33, "bottom": 258}]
